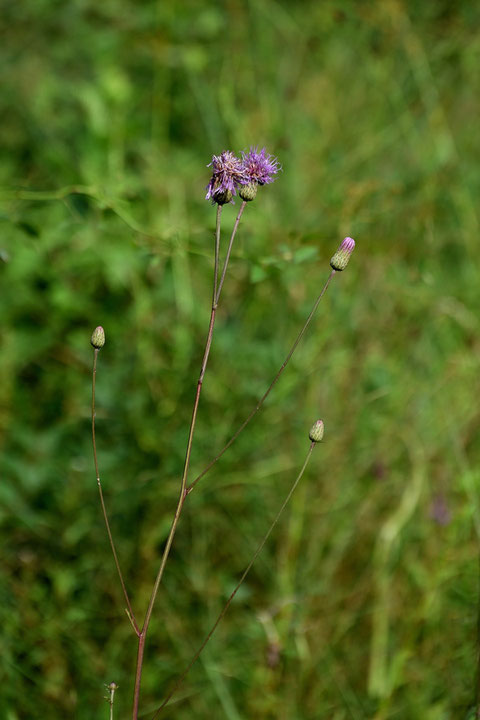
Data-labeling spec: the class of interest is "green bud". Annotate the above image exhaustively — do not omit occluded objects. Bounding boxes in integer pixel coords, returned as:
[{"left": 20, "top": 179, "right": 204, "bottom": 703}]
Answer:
[
  {"left": 239, "top": 182, "right": 258, "bottom": 202},
  {"left": 309, "top": 419, "right": 324, "bottom": 443},
  {"left": 330, "top": 237, "right": 355, "bottom": 271},
  {"left": 214, "top": 189, "right": 233, "bottom": 205},
  {"left": 91, "top": 326, "right": 105, "bottom": 349}
]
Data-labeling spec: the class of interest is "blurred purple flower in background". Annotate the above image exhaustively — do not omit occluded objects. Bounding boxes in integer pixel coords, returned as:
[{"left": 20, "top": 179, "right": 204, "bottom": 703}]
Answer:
[{"left": 429, "top": 494, "right": 451, "bottom": 526}]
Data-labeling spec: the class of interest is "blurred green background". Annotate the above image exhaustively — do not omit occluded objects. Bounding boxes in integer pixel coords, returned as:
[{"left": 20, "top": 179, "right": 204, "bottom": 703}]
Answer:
[{"left": 1, "top": 1, "right": 480, "bottom": 718}]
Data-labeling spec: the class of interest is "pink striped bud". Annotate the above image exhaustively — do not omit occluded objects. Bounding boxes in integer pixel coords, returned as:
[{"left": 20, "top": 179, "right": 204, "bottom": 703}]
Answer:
[{"left": 330, "top": 237, "right": 355, "bottom": 271}]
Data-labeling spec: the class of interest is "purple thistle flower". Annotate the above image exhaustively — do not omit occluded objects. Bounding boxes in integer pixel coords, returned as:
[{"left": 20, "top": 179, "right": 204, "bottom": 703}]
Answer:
[
  {"left": 240, "top": 147, "right": 280, "bottom": 186},
  {"left": 205, "top": 151, "right": 246, "bottom": 204}
]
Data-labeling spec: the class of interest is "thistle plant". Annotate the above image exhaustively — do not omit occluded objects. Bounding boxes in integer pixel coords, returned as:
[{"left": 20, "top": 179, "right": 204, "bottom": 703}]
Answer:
[{"left": 90, "top": 147, "right": 355, "bottom": 718}]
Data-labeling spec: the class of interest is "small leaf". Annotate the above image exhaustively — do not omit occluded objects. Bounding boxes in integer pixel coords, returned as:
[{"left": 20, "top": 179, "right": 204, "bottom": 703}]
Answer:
[
  {"left": 250, "top": 264, "right": 267, "bottom": 283},
  {"left": 293, "top": 246, "right": 318, "bottom": 264}
]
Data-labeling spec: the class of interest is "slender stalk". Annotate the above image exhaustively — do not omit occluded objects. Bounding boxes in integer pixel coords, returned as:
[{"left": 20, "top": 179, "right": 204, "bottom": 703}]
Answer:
[
  {"left": 131, "top": 202, "right": 245, "bottom": 718},
  {"left": 151, "top": 442, "right": 317, "bottom": 717},
  {"left": 215, "top": 201, "right": 246, "bottom": 305},
  {"left": 187, "top": 269, "right": 336, "bottom": 495},
  {"left": 132, "top": 310, "right": 215, "bottom": 718},
  {"left": 132, "top": 633, "right": 147, "bottom": 720},
  {"left": 213, "top": 205, "right": 222, "bottom": 302},
  {"left": 141, "top": 307, "right": 216, "bottom": 633},
  {"left": 92, "top": 349, "right": 140, "bottom": 636},
  {"left": 106, "top": 683, "right": 118, "bottom": 720}
]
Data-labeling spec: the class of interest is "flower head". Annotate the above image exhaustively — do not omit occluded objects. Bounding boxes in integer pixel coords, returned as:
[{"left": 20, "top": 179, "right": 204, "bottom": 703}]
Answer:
[
  {"left": 205, "top": 151, "right": 246, "bottom": 204},
  {"left": 240, "top": 147, "right": 280, "bottom": 187},
  {"left": 330, "top": 237, "right": 355, "bottom": 271}
]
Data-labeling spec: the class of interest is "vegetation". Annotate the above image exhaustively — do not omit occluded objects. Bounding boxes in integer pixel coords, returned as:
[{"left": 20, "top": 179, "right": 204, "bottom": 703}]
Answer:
[{"left": 1, "top": 1, "right": 480, "bottom": 718}]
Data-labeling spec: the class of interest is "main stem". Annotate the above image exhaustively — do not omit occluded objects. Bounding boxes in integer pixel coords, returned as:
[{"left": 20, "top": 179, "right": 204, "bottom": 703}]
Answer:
[
  {"left": 131, "top": 292, "right": 218, "bottom": 720},
  {"left": 132, "top": 202, "right": 245, "bottom": 719}
]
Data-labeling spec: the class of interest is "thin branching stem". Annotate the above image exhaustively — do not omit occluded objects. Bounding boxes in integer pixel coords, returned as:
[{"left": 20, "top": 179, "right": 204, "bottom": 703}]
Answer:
[
  {"left": 186, "top": 268, "right": 336, "bottom": 495},
  {"left": 92, "top": 349, "right": 140, "bottom": 636},
  {"left": 151, "top": 442, "right": 317, "bottom": 717}
]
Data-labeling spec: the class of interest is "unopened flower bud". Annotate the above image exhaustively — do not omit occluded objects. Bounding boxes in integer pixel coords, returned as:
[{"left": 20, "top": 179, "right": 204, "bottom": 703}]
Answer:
[
  {"left": 91, "top": 326, "right": 105, "bottom": 349},
  {"left": 309, "top": 419, "right": 324, "bottom": 443},
  {"left": 239, "top": 182, "right": 258, "bottom": 202},
  {"left": 330, "top": 237, "right": 355, "bottom": 271}
]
